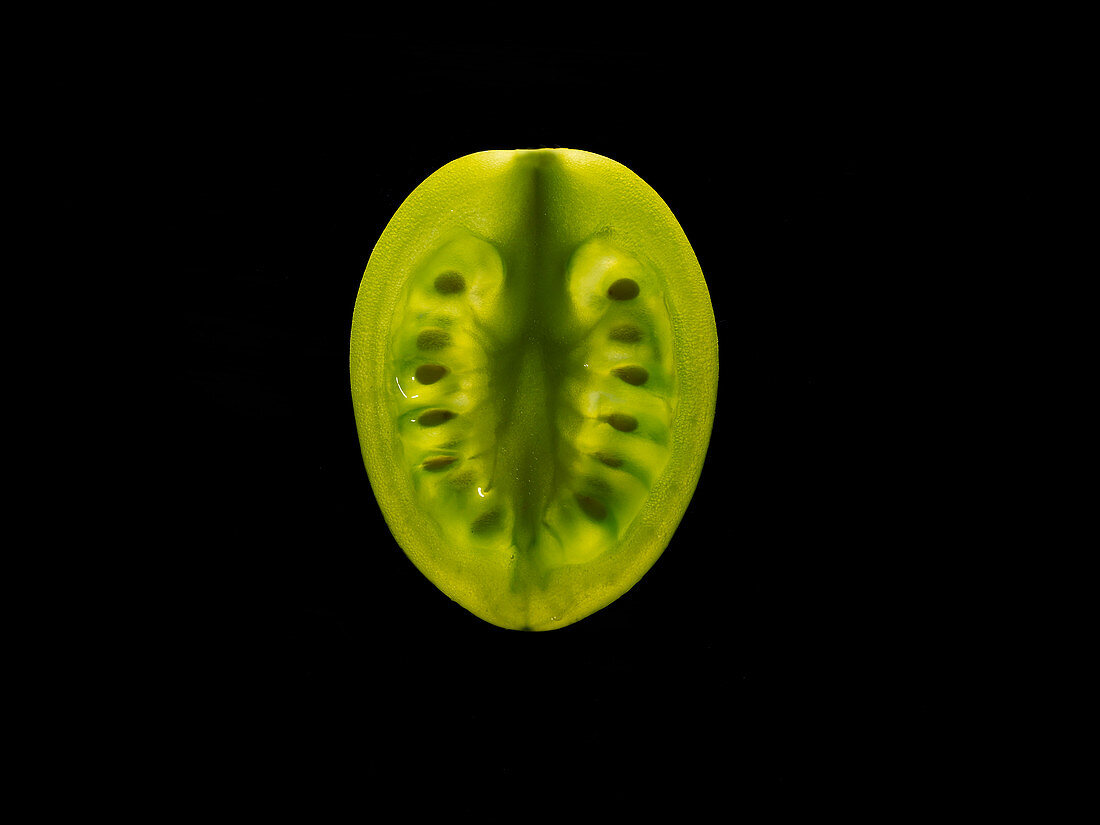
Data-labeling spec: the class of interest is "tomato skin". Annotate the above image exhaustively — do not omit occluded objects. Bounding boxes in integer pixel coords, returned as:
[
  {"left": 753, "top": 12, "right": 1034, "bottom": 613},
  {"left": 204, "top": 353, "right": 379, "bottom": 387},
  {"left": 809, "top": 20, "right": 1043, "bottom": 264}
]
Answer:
[{"left": 351, "top": 149, "right": 717, "bottom": 630}]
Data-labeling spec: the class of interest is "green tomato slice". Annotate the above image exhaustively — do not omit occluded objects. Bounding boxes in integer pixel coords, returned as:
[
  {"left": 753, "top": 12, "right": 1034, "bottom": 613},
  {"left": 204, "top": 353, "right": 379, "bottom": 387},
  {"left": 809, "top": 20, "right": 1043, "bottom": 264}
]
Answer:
[{"left": 351, "top": 149, "right": 717, "bottom": 630}]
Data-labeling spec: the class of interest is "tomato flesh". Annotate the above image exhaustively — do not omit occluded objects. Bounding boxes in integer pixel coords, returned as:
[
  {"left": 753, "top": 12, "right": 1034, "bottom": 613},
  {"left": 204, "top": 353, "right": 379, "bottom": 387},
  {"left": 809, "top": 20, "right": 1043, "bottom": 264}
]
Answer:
[{"left": 351, "top": 149, "right": 717, "bottom": 630}]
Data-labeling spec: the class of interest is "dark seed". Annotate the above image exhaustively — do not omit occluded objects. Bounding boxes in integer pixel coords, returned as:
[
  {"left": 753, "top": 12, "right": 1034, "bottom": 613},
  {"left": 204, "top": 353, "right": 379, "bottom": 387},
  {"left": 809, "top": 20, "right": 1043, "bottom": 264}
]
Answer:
[
  {"left": 594, "top": 452, "right": 623, "bottom": 468},
  {"left": 422, "top": 456, "right": 458, "bottom": 471},
  {"left": 609, "top": 323, "right": 643, "bottom": 342},
  {"left": 612, "top": 365, "right": 649, "bottom": 386},
  {"left": 418, "top": 409, "right": 456, "bottom": 427},
  {"left": 607, "top": 278, "right": 639, "bottom": 300},
  {"left": 434, "top": 271, "right": 466, "bottom": 294},
  {"left": 417, "top": 329, "right": 451, "bottom": 351},
  {"left": 606, "top": 413, "right": 638, "bottom": 432},
  {"left": 471, "top": 509, "right": 501, "bottom": 534},
  {"left": 585, "top": 475, "right": 610, "bottom": 492},
  {"left": 575, "top": 494, "right": 607, "bottom": 521},
  {"left": 448, "top": 471, "right": 475, "bottom": 489},
  {"left": 415, "top": 364, "right": 448, "bottom": 384}
]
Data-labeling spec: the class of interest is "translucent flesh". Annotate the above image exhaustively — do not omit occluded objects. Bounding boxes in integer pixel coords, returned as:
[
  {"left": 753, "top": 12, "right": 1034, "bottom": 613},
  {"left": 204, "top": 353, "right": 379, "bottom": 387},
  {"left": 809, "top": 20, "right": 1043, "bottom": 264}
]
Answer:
[{"left": 351, "top": 149, "right": 717, "bottom": 630}]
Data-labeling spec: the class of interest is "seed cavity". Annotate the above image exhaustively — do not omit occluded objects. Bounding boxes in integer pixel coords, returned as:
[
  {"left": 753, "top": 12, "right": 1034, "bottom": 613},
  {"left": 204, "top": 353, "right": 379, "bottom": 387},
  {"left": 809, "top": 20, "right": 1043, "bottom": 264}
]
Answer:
[
  {"left": 448, "top": 471, "right": 475, "bottom": 489},
  {"left": 612, "top": 365, "right": 649, "bottom": 386},
  {"left": 434, "top": 271, "right": 466, "bottom": 294},
  {"left": 417, "top": 328, "right": 451, "bottom": 351},
  {"left": 422, "top": 455, "right": 458, "bottom": 471},
  {"left": 606, "top": 413, "right": 638, "bottom": 432},
  {"left": 470, "top": 509, "right": 502, "bottom": 534},
  {"left": 415, "top": 364, "right": 449, "bottom": 384},
  {"left": 593, "top": 452, "right": 623, "bottom": 468},
  {"left": 417, "top": 409, "right": 456, "bottom": 427},
  {"left": 607, "top": 278, "right": 640, "bottom": 301},
  {"left": 575, "top": 494, "right": 607, "bottom": 521},
  {"left": 585, "top": 476, "right": 611, "bottom": 493},
  {"left": 609, "top": 323, "right": 643, "bottom": 342}
]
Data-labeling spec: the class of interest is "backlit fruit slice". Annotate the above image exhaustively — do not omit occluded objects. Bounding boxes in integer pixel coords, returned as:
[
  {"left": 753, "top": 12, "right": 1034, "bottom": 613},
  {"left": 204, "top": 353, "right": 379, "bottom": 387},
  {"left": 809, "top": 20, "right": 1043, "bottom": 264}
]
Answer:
[{"left": 351, "top": 148, "right": 717, "bottom": 631}]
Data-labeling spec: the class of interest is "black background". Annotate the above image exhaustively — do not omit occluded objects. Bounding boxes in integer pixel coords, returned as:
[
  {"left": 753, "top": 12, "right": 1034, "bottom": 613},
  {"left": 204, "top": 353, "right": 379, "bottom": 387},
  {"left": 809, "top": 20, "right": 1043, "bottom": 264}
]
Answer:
[{"left": 134, "top": 28, "right": 956, "bottom": 816}]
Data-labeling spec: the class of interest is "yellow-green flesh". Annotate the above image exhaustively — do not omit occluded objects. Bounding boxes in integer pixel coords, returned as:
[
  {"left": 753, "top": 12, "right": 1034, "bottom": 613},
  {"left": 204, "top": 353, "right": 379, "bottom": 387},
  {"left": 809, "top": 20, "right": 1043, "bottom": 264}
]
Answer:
[{"left": 351, "top": 149, "right": 717, "bottom": 630}]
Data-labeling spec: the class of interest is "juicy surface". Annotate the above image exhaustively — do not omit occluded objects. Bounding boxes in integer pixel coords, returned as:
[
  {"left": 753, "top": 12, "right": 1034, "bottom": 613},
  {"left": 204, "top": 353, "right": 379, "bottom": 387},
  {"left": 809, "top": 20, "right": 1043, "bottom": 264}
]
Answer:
[
  {"left": 351, "top": 149, "right": 717, "bottom": 630},
  {"left": 389, "top": 234, "right": 676, "bottom": 575}
]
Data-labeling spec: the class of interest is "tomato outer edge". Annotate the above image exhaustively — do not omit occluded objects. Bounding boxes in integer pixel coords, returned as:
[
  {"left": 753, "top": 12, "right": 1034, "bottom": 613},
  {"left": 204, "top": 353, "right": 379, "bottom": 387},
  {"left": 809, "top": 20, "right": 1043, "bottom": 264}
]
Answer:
[{"left": 351, "top": 148, "right": 718, "bottom": 631}]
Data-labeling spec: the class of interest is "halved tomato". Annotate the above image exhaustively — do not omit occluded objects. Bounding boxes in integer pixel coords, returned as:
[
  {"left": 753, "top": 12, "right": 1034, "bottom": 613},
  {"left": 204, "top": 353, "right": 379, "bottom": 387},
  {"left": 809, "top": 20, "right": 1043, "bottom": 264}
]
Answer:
[{"left": 351, "top": 149, "right": 717, "bottom": 630}]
